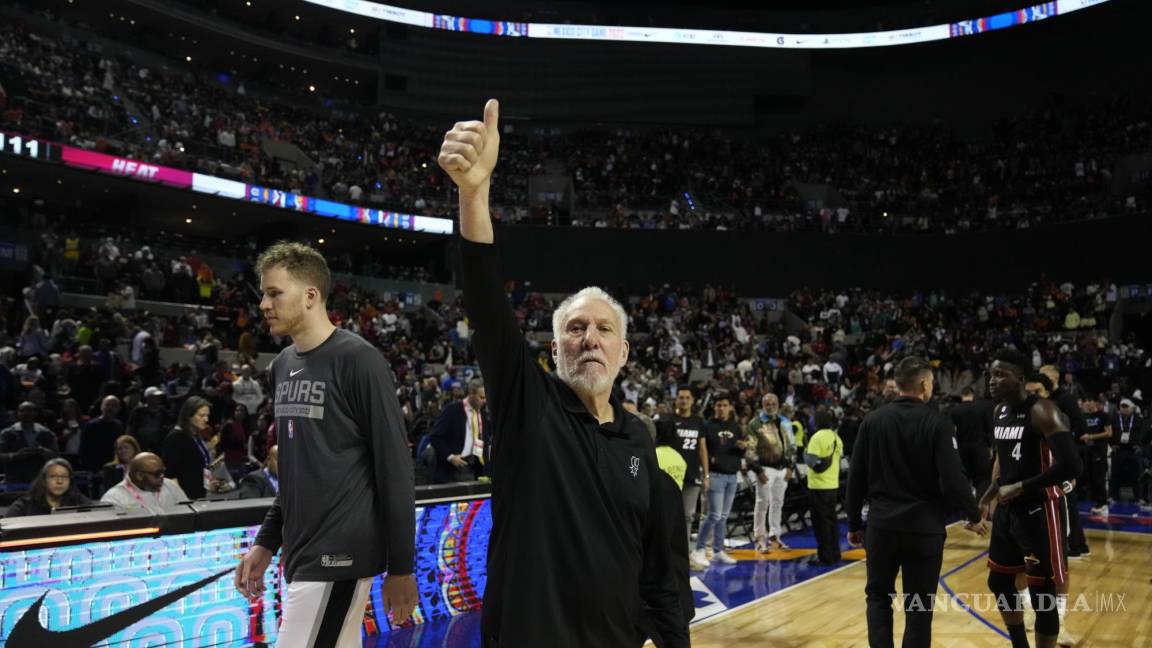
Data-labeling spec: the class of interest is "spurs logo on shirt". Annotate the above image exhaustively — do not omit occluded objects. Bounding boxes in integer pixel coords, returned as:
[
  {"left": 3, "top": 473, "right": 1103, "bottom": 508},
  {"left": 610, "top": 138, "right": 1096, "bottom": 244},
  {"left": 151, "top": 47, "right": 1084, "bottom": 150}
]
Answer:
[{"left": 274, "top": 379, "right": 327, "bottom": 419}]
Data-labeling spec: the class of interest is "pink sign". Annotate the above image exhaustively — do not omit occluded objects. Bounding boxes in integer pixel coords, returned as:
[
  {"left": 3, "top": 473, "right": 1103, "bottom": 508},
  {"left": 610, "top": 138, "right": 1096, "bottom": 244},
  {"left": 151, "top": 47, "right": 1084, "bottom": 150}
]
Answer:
[{"left": 62, "top": 147, "right": 194, "bottom": 188}]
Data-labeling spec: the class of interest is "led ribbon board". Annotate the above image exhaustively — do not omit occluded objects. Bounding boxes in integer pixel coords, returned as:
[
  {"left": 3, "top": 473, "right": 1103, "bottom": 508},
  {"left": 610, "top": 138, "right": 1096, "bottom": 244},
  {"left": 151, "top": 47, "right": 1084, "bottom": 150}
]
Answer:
[
  {"left": 0, "top": 129, "right": 454, "bottom": 235},
  {"left": 0, "top": 500, "right": 490, "bottom": 645},
  {"left": 303, "top": 0, "right": 1112, "bottom": 49}
]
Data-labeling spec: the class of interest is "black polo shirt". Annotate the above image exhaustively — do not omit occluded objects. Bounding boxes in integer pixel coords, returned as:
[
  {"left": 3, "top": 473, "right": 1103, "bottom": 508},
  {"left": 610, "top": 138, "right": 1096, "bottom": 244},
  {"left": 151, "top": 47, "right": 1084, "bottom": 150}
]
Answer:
[{"left": 461, "top": 239, "right": 686, "bottom": 648}]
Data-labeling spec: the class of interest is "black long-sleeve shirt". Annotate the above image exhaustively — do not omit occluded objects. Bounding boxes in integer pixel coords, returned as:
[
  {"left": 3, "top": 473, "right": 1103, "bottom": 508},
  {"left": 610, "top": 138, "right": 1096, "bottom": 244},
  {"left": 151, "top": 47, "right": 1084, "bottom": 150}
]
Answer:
[
  {"left": 949, "top": 399, "right": 995, "bottom": 447},
  {"left": 253, "top": 328, "right": 415, "bottom": 582},
  {"left": 846, "top": 397, "right": 980, "bottom": 534},
  {"left": 460, "top": 239, "right": 684, "bottom": 648}
]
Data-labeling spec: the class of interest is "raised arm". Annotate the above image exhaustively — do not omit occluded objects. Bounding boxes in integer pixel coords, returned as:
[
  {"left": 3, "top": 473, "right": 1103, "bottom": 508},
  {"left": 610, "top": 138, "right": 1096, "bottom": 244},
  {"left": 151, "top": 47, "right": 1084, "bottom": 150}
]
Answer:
[
  {"left": 438, "top": 100, "right": 541, "bottom": 440},
  {"left": 438, "top": 99, "right": 500, "bottom": 245}
]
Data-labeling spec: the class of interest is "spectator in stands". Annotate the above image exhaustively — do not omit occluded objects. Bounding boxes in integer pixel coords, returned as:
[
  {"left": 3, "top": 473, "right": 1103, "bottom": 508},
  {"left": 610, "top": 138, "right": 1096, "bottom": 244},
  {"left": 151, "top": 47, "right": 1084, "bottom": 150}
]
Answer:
[
  {"left": 12, "top": 356, "right": 45, "bottom": 392},
  {"left": 131, "top": 322, "right": 153, "bottom": 365},
  {"left": 4, "top": 458, "right": 92, "bottom": 517},
  {"left": 237, "top": 325, "right": 259, "bottom": 362},
  {"left": 165, "top": 364, "right": 197, "bottom": 401},
  {"left": 162, "top": 395, "right": 213, "bottom": 499},
  {"left": 0, "top": 347, "right": 16, "bottom": 410},
  {"left": 205, "top": 380, "right": 236, "bottom": 427},
  {"left": 34, "top": 275, "right": 61, "bottom": 326},
  {"left": 92, "top": 338, "right": 124, "bottom": 383},
  {"left": 877, "top": 378, "right": 900, "bottom": 407},
  {"left": 1, "top": 402, "right": 59, "bottom": 480},
  {"left": 100, "top": 434, "right": 141, "bottom": 496},
  {"left": 135, "top": 335, "right": 163, "bottom": 387},
  {"left": 79, "top": 395, "right": 123, "bottom": 473},
  {"left": 427, "top": 378, "right": 489, "bottom": 484},
  {"left": 66, "top": 345, "right": 104, "bottom": 412},
  {"left": 126, "top": 386, "right": 169, "bottom": 453},
  {"left": 238, "top": 444, "right": 278, "bottom": 499},
  {"left": 406, "top": 399, "right": 441, "bottom": 450},
  {"left": 100, "top": 452, "right": 188, "bottom": 513},
  {"left": 220, "top": 403, "right": 253, "bottom": 481},
  {"left": 17, "top": 315, "right": 50, "bottom": 359},
  {"left": 231, "top": 364, "right": 264, "bottom": 418},
  {"left": 55, "top": 398, "right": 88, "bottom": 456}
]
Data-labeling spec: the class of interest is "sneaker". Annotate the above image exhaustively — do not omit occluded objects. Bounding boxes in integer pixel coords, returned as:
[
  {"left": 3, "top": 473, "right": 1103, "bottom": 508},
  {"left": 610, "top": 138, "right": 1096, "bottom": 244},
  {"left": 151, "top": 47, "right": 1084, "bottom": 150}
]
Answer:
[
  {"left": 689, "top": 554, "right": 710, "bottom": 571},
  {"left": 769, "top": 536, "right": 792, "bottom": 551},
  {"left": 1090, "top": 506, "right": 1109, "bottom": 517},
  {"left": 713, "top": 551, "right": 737, "bottom": 565},
  {"left": 755, "top": 537, "right": 771, "bottom": 553},
  {"left": 1057, "top": 627, "right": 1077, "bottom": 646},
  {"left": 690, "top": 548, "right": 709, "bottom": 569}
]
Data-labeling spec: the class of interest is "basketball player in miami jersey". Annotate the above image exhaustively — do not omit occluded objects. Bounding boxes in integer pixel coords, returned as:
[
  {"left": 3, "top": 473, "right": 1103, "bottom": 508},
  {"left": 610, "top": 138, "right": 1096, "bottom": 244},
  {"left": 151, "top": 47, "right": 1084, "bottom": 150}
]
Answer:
[{"left": 980, "top": 349, "right": 1081, "bottom": 648}]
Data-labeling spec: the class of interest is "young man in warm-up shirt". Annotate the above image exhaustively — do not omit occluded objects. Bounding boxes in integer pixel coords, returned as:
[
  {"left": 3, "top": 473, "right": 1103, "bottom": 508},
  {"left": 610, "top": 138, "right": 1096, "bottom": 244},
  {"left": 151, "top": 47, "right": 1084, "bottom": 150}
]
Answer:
[{"left": 234, "top": 242, "right": 417, "bottom": 648}]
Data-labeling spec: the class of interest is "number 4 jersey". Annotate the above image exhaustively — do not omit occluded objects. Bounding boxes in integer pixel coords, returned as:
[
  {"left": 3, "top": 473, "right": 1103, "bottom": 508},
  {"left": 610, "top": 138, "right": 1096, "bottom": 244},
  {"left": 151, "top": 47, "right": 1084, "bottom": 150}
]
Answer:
[{"left": 994, "top": 394, "right": 1062, "bottom": 505}]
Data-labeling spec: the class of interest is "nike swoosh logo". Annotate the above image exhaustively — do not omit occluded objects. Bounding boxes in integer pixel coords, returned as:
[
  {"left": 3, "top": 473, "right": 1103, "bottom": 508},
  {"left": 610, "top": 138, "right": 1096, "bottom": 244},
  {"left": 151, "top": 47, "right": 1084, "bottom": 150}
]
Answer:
[
  {"left": 7, "top": 568, "right": 232, "bottom": 648},
  {"left": 290, "top": 368, "right": 304, "bottom": 376},
  {"left": 1028, "top": 506, "right": 1043, "bottom": 515}
]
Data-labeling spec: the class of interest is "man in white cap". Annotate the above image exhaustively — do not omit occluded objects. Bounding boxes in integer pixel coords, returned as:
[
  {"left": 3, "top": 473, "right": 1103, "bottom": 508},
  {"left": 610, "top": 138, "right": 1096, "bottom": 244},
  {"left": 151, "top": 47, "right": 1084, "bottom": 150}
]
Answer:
[{"left": 1109, "top": 398, "right": 1146, "bottom": 508}]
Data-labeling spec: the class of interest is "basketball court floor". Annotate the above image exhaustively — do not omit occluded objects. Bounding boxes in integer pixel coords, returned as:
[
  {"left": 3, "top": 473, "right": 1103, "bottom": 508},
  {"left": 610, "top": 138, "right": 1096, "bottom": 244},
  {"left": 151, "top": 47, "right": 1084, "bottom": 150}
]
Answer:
[{"left": 373, "top": 501, "right": 1152, "bottom": 647}]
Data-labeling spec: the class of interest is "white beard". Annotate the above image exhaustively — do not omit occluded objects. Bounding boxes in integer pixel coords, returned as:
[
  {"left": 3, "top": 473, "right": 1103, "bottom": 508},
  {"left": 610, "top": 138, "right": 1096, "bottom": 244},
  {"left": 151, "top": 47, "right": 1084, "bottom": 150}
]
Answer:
[{"left": 556, "top": 353, "right": 614, "bottom": 398}]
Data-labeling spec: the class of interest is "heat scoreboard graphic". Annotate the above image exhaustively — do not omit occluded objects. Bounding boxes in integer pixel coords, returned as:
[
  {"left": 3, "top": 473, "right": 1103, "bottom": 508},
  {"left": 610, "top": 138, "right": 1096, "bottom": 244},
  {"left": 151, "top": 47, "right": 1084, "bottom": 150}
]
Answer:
[{"left": 0, "top": 499, "right": 491, "bottom": 646}]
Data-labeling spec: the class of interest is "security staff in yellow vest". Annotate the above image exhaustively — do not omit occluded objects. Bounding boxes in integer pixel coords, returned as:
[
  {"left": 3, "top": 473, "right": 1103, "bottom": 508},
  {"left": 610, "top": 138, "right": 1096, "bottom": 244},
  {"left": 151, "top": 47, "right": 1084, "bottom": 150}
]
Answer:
[{"left": 805, "top": 408, "right": 844, "bottom": 565}]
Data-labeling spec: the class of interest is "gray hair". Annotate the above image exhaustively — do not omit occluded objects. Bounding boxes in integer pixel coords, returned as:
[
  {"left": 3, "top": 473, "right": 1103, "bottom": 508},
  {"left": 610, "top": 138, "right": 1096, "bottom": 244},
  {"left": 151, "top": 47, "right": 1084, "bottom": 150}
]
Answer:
[{"left": 551, "top": 287, "right": 628, "bottom": 341}]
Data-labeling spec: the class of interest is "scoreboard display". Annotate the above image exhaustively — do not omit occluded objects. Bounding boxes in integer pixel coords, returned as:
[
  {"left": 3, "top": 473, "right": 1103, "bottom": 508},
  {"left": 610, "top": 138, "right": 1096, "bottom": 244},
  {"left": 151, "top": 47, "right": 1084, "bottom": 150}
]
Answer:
[{"left": 0, "top": 131, "right": 61, "bottom": 163}]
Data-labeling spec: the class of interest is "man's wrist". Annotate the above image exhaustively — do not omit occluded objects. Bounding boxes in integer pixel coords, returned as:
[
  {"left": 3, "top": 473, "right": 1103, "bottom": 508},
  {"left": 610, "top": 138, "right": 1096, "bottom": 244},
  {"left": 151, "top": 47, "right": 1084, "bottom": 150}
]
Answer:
[{"left": 458, "top": 183, "right": 490, "bottom": 210}]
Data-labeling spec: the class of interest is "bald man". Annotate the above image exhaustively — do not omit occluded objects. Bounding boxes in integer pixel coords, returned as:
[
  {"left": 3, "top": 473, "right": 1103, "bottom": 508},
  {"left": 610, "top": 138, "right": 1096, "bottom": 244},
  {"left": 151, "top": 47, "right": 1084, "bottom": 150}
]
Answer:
[{"left": 101, "top": 452, "right": 189, "bottom": 513}]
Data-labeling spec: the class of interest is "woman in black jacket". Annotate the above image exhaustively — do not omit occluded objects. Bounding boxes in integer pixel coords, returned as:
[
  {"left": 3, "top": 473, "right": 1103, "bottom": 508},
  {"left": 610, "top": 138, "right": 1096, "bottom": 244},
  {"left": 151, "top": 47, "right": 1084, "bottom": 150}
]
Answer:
[
  {"left": 161, "top": 395, "right": 214, "bottom": 500},
  {"left": 4, "top": 458, "right": 93, "bottom": 517}
]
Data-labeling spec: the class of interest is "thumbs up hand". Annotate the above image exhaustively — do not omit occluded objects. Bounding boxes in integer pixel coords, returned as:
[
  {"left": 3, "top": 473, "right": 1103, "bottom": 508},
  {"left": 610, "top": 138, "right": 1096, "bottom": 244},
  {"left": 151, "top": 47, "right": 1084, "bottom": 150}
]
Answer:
[{"left": 438, "top": 99, "right": 500, "bottom": 195}]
